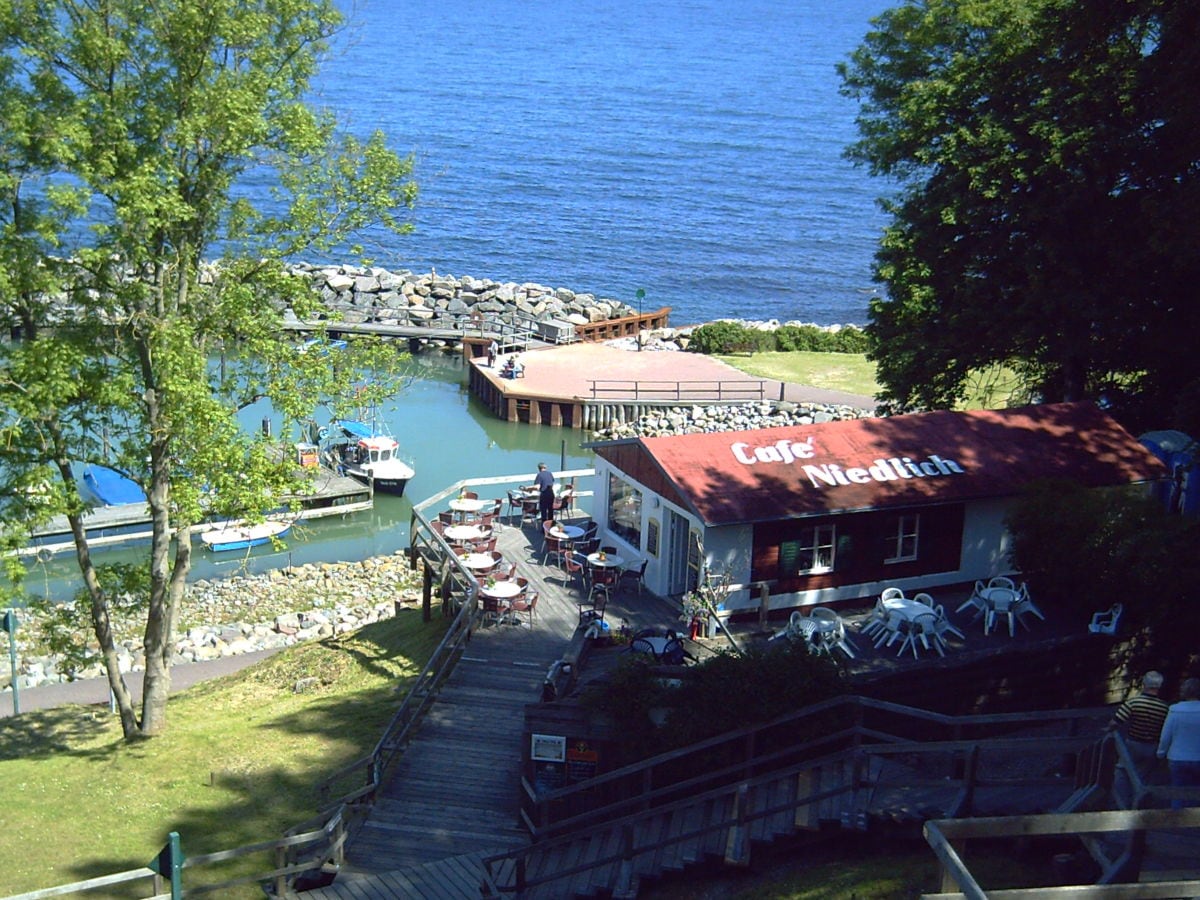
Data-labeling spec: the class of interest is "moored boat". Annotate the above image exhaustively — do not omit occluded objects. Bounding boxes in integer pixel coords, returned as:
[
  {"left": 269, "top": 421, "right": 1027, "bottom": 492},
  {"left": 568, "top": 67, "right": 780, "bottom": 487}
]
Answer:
[
  {"left": 81, "top": 464, "right": 145, "bottom": 507},
  {"left": 199, "top": 519, "right": 292, "bottom": 552},
  {"left": 327, "top": 419, "right": 415, "bottom": 497}
]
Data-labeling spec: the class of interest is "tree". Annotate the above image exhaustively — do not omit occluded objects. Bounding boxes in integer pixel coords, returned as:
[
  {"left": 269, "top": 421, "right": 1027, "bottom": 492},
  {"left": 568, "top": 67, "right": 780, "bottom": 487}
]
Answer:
[
  {"left": 0, "top": 0, "right": 417, "bottom": 738},
  {"left": 839, "top": 0, "right": 1200, "bottom": 431}
]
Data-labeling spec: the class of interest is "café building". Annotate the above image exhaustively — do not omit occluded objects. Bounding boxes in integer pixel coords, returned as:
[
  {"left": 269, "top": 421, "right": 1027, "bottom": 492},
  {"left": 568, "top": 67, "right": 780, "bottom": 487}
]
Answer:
[{"left": 589, "top": 402, "right": 1166, "bottom": 613}]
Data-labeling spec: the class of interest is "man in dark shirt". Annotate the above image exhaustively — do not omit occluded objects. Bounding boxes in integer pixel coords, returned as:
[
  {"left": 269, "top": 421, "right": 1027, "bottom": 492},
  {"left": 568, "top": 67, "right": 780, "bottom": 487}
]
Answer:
[
  {"left": 1110, "top": 670, "right": 1169, "bottom": 796},
  {"left": 534, "top": 462, "right": 556, "bottom": 524}
]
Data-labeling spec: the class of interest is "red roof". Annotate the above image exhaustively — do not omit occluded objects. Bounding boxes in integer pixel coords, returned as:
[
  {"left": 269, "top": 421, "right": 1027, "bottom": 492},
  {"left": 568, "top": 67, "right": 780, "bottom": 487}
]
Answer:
[{"left": 613, "top": 402, "right": 1167, "bottom": 526}]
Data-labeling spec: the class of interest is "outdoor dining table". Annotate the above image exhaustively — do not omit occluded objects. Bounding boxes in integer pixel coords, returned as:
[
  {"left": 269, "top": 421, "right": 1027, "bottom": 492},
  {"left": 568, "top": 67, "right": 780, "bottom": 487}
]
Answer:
[
  {"left": 549, "top": 524, "right": 584, "bottom": 542},
  {"left": 444, "top": 524, "right": 487, "bottom": 543},
  {"left": 480, "top": 580, "right": 523, "bottom": 625},
  {"left": 449, "top": 497, "right": 490, "bottom": 522},
  {"left": 883, "top": 597, "right": 936, "bottom": 621},
  {"left": 587, "top": 552, "right": 625, "bottom": 569},
  {"left": 460, "top": 552, "right": 499, "bottom": 573}
]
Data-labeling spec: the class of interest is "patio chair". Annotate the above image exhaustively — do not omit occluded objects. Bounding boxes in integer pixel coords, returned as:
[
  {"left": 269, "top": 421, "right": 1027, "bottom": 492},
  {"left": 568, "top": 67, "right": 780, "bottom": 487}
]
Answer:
[
  {"left": 956, "top": 581, "right": 989, "bottom": 617},
  {"left": 811, "top": 606, "right": 855, "bottom": 658},
  {"left": 579, "top": 590, "right": 607, "bottom": 626},
  {"left": 506, "top": 490, "right": 525, "bottom": 525},
  {"left": 874, "top": 610, "right": 907, "bottom": 650},
  {"left": 480, "top": 594, "right": 502, "bottom": 626},
  {"left": 521, "top": 496, "right": 540, "bottom": 526},
  {"left": 1014, "top": 582, "right": 1044, "bottom": 626},
  {"left": 860, "top": 598, "right": 889, "bottom": 639},
  {"left": 904, "top": 611, "right": 945, "bottom": 658},
  {"left": 438, "top": 510, "right": 455, "bottom": 525},
  {"left": 984, "top": 588, "right": 1019, "bottom": 637},
  {"left": 509, "top": 591, "right": 538, "bottom": 628},
  {"left": 987, "top": 575, "right": 1016, "bottom": 590},
  {"left": 588, "top": 564, "right": 619, "bottom": 604},
  {"left": 881, "top": 587, "right": 906, "bottom": 602},
  {"left": 619, "top": 559, "right": 648, "bottom": 596},
  {"left": 1089, "top": 603, "right": 1123, "bottom": 635},
  {"left": 564, "top": 551, "right": 591, "bottom": 592},
  {"left": 542, "top": 526, "right": 569, "bottom": 568},
  {"left": 932, "top": 604, "right": 965, "bottom": 641}
]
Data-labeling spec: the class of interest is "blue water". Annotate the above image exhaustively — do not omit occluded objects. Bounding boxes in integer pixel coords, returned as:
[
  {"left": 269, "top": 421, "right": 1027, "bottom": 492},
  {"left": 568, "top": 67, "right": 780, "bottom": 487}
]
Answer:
[{"left": 292, "top": 0, "right": 890, "bottom": 326}]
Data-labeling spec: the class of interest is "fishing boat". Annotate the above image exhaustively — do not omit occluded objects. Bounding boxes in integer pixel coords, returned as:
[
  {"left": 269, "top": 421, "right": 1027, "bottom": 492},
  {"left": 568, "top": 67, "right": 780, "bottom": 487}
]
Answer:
[
  {"left": 199, "top": 519, "right": 292, "bottom": 552},
  {"left": 332, "top": 420, "right": 415, "bottom": 496}
]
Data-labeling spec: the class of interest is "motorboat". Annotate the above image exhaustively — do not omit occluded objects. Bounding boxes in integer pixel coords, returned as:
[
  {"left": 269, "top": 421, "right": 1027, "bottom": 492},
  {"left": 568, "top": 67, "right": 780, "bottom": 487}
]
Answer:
[
  {"left": 333, "top": 420, "right": 415, "bottom": 496},
  {"left": 199, "top": 519, "right": 291, "bottom": 552}
]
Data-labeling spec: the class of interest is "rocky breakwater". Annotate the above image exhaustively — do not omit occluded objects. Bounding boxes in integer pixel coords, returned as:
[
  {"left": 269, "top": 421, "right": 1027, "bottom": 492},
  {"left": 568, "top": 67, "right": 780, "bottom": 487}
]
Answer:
[
  {"left": 590, "top": 400, "right": 874, "bottom": 441},
  {"left": 4, "top": 553, "right": 423, "bottom": 692},
  {"left": 285, "top": 264, "right": 641, "bottom": 334}
]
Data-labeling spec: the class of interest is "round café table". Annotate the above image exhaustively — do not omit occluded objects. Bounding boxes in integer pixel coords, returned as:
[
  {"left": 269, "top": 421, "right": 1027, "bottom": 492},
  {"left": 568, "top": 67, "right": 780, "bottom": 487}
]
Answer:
[
  {"left": 587, "top": 552, "right": 625, "bottom": 569},
  {"left": 449, "top": 497, "right": 490, "bottom": 522},
  {"left": 444, "top": 524, "right": 486, "bottom": 544},
  {"left": 480, "top": 580, "right": 523, "bottom": 625},
  {"left": 550, "top": 524, "right": 584, "bottom": 542},
  {"left": 461, "top": 552, "right": 499, "bottom": 573}
]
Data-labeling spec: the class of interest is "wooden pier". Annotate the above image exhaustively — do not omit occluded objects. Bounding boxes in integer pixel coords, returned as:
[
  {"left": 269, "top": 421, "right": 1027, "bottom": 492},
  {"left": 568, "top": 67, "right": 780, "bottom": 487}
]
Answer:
[{"left": 23, "top": 467, "right": 371, "bottom": 558}]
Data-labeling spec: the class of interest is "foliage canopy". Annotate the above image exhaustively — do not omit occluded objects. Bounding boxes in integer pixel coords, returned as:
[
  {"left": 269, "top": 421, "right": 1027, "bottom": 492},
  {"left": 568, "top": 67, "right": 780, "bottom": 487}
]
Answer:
[
  {"left": 0, "top": 0, "right": 417, "bottom": 738},
  {"left": 840, "top": 0, "right": 1200, "bottom": 432}
]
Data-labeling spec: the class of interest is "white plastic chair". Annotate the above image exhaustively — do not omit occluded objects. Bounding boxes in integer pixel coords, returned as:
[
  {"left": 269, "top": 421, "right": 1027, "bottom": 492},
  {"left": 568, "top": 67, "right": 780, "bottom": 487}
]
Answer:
[
  {"left": 984, "top": 588, "right": 1019, "bottom": 637},
  {"left": 1089, "top": 603, "right": 1123, "bottom": 635},
  {"left": 987, "top": 575, "right": 1016, "bottom": 590},
  {"left": 881, "top": 587, "right": 906, "bottom": 602},
  {"left": 1014, "top": 582, "right": 1044, "bottom": 627},
  {"left": 860, "top": 597, "right": 889, "bottom": 638},
  {"left": 956, "top": 580, "right": 989, "bottom": 617},
  {"left": 932, "top": 604, "right": 965, "bottom": 641},
  {"left": 811, "top": 606, "right": 855, "bottom": 658}
]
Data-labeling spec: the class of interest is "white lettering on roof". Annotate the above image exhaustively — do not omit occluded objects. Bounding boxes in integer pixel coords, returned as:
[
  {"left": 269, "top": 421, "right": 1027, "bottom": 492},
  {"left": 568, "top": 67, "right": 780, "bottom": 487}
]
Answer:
[{"left": 730, "top": 438, "right": 965, "bottom": 488}]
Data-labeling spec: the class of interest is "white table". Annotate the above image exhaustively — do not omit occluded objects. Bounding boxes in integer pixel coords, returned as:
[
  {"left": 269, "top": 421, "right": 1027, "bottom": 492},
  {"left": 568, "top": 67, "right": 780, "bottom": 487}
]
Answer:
[
  {"left": 883, "top": 597, "right": 936, "bottom": 621},
  {"left": 461, "top": 552, "right": 499, "bottom": 572},
  {"left": 481, "top": 580, "right": 523, "bottom": 625},
  {"left": 449, "top": 497, "right": 489, "bottom": 522},
  {"left": 550, "top": 524, "right": 584, "bottom": 541},
  {"left": 587, "top": 552, "right": 625, "bottom": 569},
  {"left": 444, "top": 524, "right": 486, "bottom": 543}
]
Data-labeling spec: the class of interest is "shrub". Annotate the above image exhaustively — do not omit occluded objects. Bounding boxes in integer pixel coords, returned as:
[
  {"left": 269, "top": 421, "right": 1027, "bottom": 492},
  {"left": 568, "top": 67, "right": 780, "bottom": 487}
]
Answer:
[
  {"left": 688, "top": 321, "right": 757, "bottom": 354},
  {"left": 689, "top": 321, "right": 869, "bottom": 355}
]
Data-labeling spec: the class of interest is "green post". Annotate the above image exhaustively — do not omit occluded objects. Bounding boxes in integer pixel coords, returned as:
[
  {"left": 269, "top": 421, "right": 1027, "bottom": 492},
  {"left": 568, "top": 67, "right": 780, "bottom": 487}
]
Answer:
[
  {"left": 149, "top": 831, "right": 184, "bottom": 900},
  {"left": 2, "top": 610, "right": 18, "bottom": 715}
]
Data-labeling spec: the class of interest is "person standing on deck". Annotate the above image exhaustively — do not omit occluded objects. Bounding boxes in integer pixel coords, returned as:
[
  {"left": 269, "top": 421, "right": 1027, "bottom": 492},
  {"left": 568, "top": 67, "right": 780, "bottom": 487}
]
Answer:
[
  {"left": 1108, "top": 670, "right": 1169, "bottom": 797},
  {"left": 1158, "top": 677, "right": 1200, "bottom": 807},
  {"left": 534, "top": 462, "right": 556, "bottom": 524},
  {"left": 487, "top": 339, "right": 498, "bottom": 367}
]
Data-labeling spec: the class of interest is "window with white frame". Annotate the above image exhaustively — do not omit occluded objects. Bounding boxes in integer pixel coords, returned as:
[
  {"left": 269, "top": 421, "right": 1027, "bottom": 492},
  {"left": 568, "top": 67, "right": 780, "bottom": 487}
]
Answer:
[
  {"left": 781, "top": 523, "right": 837, "bottom": 575},
  {"left": 884, "top": 513, "right": 920, "bottom": 563},
  {"left": 607, "top": 473, "right": 642, "bottom": 548}
]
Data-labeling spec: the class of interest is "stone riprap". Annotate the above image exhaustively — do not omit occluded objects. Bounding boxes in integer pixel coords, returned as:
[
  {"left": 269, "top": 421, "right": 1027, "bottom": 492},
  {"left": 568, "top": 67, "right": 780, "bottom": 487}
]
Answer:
[
  {"left": 286, "top": 264, "right": 641, "bottom": 330},
  {"left": 4, "top": 553, "right": 423, "bottom": 692},
  {"left": 589, "top": 400, "right": 873, "bottom": 442}
]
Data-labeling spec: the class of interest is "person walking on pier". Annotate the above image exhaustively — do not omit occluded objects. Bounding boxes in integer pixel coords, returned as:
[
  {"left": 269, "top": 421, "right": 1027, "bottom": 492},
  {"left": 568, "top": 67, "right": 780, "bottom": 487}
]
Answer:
[
  {"left": 1158, "top": 677, "right": 1200, "bottom": 808},
  {"left": 1109, "top": 670, "right": 1169, "bottom": 799},
  {"left": 487, "top": 339, "right": 498, "bottom": 367},
  {"left": 534, "top": 462, "right": 556, "bottom": 523}
]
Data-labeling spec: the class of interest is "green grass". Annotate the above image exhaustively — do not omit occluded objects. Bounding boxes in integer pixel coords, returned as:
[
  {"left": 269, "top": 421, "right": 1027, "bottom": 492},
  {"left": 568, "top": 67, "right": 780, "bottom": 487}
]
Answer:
[
  {"left": 0, "top": 608, "right": 447, "bottom": 898},
  {"left": 716, "top": 351, "right": 882, "bottom": 398},
  {"left": 716, "top": 351, "right": 1027, "bottom": 410}
]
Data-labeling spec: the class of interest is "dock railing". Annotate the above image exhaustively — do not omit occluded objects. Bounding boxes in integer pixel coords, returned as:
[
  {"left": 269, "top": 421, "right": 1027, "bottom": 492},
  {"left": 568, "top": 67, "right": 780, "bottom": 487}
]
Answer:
[{"left": 587, "top": 379, "right": 766, "bottom": 401}]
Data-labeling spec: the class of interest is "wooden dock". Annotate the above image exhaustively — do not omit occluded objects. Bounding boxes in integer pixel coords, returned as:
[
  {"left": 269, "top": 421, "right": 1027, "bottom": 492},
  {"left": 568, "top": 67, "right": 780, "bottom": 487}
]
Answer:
[{"left": 23, "top": 466, "right": 371, "bottom": 558}]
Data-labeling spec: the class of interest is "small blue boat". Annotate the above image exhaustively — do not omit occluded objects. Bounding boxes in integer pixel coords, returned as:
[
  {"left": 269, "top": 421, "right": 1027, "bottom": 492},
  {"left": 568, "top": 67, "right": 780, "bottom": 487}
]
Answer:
[{"left": 200, "top": 520, "right": 292, "bottom": 552}]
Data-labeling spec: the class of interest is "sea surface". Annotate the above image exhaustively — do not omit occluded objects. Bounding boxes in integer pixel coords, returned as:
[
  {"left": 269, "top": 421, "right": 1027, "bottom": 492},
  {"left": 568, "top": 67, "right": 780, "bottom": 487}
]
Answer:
[
  {"left": 290, "top": 0, "right": 891, "bottom": 327},
  {"left": 17, "top": 1, "right": 895, "bottom": 599}
]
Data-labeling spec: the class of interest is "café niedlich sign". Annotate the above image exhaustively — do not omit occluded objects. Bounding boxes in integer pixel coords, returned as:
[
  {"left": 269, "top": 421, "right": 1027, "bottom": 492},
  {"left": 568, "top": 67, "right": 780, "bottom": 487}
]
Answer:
[{"left": 729, "top": 436, "right": 966, "bottom": 489}]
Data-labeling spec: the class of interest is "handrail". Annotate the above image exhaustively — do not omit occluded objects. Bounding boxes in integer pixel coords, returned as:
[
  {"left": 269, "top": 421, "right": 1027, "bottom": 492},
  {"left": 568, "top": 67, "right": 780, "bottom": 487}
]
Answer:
[
  {"left": 487, "top": 701, "right": 1112, "bottom": 896},
  {"left": 586, "top": 379, "right": 765, "bottom": 401}
]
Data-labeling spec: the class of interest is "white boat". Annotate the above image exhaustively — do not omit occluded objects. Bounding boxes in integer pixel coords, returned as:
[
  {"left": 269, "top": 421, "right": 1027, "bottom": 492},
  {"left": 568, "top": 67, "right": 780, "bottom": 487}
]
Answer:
[
  {"left": 200, "top": 520, "right": 291, "bottom": 552},
  {"left": 331, "top": 420, "right": 415, "bottom": 497}
]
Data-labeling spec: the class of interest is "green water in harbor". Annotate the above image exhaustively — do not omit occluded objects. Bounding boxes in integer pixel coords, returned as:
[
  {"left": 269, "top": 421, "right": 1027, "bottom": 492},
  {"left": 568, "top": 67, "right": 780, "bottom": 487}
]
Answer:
[{"left": 20, "top": 352, "right": 595, "bottom": 602}]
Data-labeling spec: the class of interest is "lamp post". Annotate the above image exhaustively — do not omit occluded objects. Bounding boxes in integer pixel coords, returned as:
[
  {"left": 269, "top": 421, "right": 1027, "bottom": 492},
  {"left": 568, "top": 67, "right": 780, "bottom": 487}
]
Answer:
[{"left": 635, "top": 288, "right": 645, "bottom": 351}]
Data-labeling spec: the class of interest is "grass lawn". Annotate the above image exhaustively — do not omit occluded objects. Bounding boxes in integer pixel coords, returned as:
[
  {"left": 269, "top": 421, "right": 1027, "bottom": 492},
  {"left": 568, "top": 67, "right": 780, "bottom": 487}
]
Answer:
[
  {"left": 716, "top": 351, "right": 881, "bottom": 399},
  {"left": 716, "top": 351, "right": 1026, "bottom": 410},
  {"left": 0, "top": 608, "right": 447, "bottom": 898}
]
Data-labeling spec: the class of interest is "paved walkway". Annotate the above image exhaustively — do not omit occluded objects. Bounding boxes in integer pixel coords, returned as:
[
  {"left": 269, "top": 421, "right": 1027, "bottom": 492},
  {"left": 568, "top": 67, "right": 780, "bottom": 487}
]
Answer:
[{"left": 0, "top": 648, "right": 281, "bottom": 716}]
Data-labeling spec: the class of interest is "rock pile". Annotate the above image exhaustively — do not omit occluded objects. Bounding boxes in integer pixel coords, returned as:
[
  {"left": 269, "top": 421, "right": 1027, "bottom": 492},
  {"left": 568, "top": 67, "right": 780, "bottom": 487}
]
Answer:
[
  {"left": 286, "top": 264, "right": 640, "bottom": 330},
  {"left": 4, "top": 553, "right": 424, "bottom": 692},
  {"left": 590, "top": 400, "right": 873, "bottom": 441}
]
